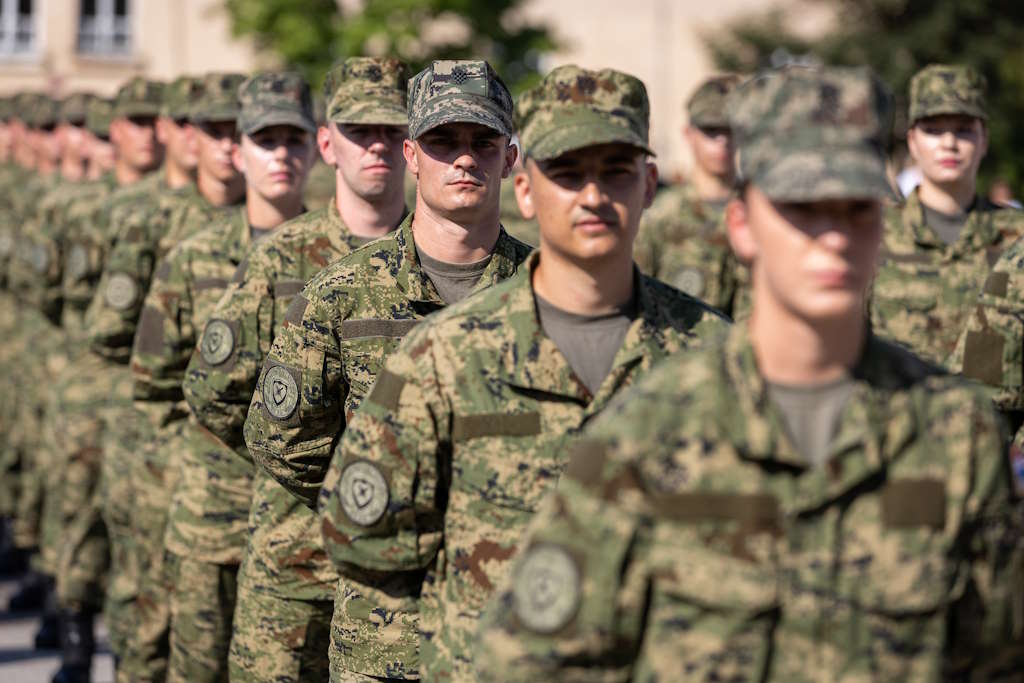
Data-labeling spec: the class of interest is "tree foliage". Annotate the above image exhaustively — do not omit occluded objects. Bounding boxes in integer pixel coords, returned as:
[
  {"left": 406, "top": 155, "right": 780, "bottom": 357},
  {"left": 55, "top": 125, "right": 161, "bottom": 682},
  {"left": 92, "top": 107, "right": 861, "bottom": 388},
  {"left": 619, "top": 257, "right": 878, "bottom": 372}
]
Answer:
[
  {"left": 223, "top": 0, "right": 557, "bottom": 94},
  {"left": 704, "top": 0, "right": 1024, "bottom": 188}
]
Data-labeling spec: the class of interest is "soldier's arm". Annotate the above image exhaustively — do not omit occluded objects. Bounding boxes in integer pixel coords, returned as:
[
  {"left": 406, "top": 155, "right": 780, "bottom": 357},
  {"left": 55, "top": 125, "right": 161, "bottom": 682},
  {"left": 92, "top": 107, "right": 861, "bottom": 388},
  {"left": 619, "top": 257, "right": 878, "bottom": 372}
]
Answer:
[
  {"left": 243, "top": 285, "right": 345, "bottom": 507},
  {"left": 318, "top": 325, "right": 448, "bottom": 574},
  {"left": 132, "top": 249, "right": 195, "bottom": 403},
  {"left": 183, "top": 256, "right": 277, "bottom": 452}
]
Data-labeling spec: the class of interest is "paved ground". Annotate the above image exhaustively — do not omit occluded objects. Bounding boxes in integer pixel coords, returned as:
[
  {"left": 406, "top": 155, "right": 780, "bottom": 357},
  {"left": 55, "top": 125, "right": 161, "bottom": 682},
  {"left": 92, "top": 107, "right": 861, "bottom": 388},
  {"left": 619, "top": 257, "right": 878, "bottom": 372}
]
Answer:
[{"left": 0, "top": 577, "right": 114, "bottom": 683}]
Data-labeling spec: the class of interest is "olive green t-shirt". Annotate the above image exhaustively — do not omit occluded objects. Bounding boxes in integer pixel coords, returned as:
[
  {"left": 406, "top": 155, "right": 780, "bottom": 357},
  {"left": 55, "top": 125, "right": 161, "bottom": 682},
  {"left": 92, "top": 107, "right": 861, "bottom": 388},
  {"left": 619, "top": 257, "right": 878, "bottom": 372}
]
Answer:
[
  {"left": 922, "top": 202, "right": 970, "bottom": 246},
  {"left": 766, "top": 376, "right": 856, "bottom": 467},
  {"left": 416, "top": 245, "right": 493, "bottom": 305},
  {"left": 534, "top": 292, "right": 637, "bottom": 396}
]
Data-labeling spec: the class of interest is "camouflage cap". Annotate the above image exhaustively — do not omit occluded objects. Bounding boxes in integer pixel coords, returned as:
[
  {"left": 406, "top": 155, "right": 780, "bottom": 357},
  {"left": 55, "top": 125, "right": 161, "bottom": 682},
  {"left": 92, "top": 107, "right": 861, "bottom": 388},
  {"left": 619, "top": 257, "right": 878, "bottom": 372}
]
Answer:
[
  {"left": 324, "top": 57, "right": 409, "bottom": 126},
  {"left": 59, "top": 92, "right": 96, "bottom": 125},
  {"left": 237, "top": 71, "right": 316, "bottom": 136},
  {"left": 516, "top": 64, "right": 653, "bottom": 161},
  {"left": 407, "top": 60, "right": 513, "bottom": 139},
  {"left": 908, "top": 64, "right": 987, "bottom": 124},
  {"left": 161, "top": 75, "right": 204, "bottom": 120},
  {"left": 86, "top": 98, "right": 115, "bottom": 137},
  {"left": 190, "top": 72, "right": 247, "bottom": 123},
  {"left": 11, "top": 93, "right": 40, "bottom": 124},
  {"left": 113, "top": 77, "right": 164, "bottom": 118},
  {"left": 31, "top": 95, "right": 60, "bottom": 129},
  {"left": 687, "top": 74, "right": 743, "bottom": 128},
  {"left": 729, "top": 65, "right": 893, "bottom": 202}
]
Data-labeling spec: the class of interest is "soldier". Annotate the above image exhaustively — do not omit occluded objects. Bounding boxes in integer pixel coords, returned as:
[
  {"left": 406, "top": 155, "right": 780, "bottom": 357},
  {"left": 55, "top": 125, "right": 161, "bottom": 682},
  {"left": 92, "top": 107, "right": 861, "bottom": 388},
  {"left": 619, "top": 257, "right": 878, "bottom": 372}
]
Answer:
[
  {"left": 243, "top": 59, "right": 532, "bottom": 681},
  {"left": 318, "top": 64, "right": 730, "bottom": 681},
  {"left": 131, "top": 71, "right": 318, "bottom": 682},
  {"left": 475, "top": 64, "right": 1022, "bottom": 681},
  {"left": 635, "top": 74, "right": 749, "bottom": 316},
  {"left": 870, "top": 64, "right": 1024, "bottom": 367},
  {"left": 181, "top": 57, "right": 410, "bottom": 682}
]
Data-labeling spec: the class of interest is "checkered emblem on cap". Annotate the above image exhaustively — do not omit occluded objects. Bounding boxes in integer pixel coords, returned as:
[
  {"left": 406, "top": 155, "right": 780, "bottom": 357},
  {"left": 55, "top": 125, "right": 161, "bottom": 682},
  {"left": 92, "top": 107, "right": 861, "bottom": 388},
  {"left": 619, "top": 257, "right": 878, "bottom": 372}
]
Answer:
[{"left": 451, "top": 67, "right": 468, "bottom": 85}]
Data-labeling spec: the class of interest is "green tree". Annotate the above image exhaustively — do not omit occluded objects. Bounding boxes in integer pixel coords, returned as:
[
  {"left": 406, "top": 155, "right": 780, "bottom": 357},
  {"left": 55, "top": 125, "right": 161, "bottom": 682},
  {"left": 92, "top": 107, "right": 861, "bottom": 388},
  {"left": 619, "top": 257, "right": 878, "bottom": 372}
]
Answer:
[
  {"left": 704, "top": 0, "right": 1024, "bottom": 189},
  {"left": 223, "top": 0, "right": 556, "bottom": 94}
]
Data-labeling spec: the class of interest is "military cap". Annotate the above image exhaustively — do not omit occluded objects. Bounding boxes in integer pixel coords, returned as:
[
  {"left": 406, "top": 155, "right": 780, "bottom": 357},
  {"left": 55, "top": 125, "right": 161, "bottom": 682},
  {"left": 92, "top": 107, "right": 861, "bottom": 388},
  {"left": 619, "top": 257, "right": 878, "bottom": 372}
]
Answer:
[
  {"left": 324, "top": 57, "right": 409, "bottom": 126},
  {"left": 687, "top": 74, "right": 742, "bottom": 128},
  {"left": 10, "top": 92, "right": 37, "bottom": 123},
  {"left": 190, "top": 72, "right": 247, "bottom": 123},
  {"left": 0, "top": 97, "right": 11, "bottom": 123},
  {"left": 114, "top": 77, "right": 164, "bottom": 118},
  {"left": 59, "top": 92, "right": 96, "bottom": 125},
  {"left": 908, "top": 63, "right": 987, "bottom": 124},
  {"left": 161, "top": 75, "right": 204, "bottom": 120},
  {"left": 31, "top": 95, "right": 60, "bottom": 129},
  {"left": 407, "top": 60, "right": 513, "bottom": 139},
  {"left": 729, "top": 65, "right": 893, "bottom": 202},
  {"left": 86, "top": 98, "right": 115, "bottom": 137},
  {"left": 516, "top": 64, "right": 653, "bottom": 161},
  {"left": 237, "top": 71, "right": 316, "bottom": 136}
]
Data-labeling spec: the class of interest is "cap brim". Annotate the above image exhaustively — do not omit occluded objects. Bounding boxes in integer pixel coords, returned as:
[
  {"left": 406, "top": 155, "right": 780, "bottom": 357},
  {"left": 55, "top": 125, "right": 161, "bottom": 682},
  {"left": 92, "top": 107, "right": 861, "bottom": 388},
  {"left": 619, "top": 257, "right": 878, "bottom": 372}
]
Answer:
[
  {"left": 190, "top": 102, "right": 240, "bottom": 123},
  {"left": 753, "top": 146, "right": 896, "bottom": 202},
  {"left": 910, "top": 105, "right": 987, "bottom": 124},
  {"left": 241, "top": 110, "right": 317, "bottom": 136},
  {"left": 525, "top": 116, "right": 654, "bottom": 161},
  {"left": 411, "top": 94, "right": 512, "bottom": 139},
  {"left": 118, "top": 104, "right": 162, "bottom": 118},
  {"left": 328, "top": 103, "right": 408, "bottom": 127}
]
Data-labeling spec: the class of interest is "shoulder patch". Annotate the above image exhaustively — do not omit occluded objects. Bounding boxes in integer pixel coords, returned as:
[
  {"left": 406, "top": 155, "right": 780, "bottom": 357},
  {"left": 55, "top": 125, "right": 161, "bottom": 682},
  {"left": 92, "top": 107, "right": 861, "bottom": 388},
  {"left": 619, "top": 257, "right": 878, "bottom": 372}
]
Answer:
[
  {"left": 200, "top": 319, "right": 236, "bottom": 366},
  {"left": 368, "top": 369, "right": 406, "bottom": 412},
  {"left": 262, "top": 364, "right": 300, "bottom": 421},
  {"left": 105, "top": 273, "right": 139, "bottom": 311},
  {"left": 273, "top": 280, "right": 304, "bottom": 299},
  {"left": 513, "top": 544, "right": 582, "bottom": 634},
  {"left": 339, "top": 460, "right": 390, "bottom": 527},
  {"left": 452, "top": 412, "right": 541, "bottom": 441},
  {"left": 282, "top": 295, "right": 308, "bottom": 327}
]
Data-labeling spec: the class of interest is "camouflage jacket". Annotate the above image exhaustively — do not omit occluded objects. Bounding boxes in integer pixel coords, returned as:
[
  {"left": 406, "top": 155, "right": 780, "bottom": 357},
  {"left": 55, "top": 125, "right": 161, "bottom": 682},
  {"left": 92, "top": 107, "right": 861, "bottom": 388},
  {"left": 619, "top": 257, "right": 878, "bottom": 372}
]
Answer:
[
  {"left": 634, "top": 183, "right": 748, "bottom": 316},
  {"left": 870, "top": 189, "right": 1024, "bottom": 366},
  {"left": 6, "top": 173, "right": 64, "bottom": 314},
  {"left": 319, "top": 252, "right": 729, "bottom": 681},
  {"left": 87, "top": 184, "right": 236, "bottom": 364},
  {"left": 243, "top": 213, "right": 531, "bottom": 677},
  {"left": 183, "top": 200, "right": 386, "bottom": 596},
  {"left": 132, "top": 208, "right": 260, "bottom": 562},
  {"left": 476, "top": 324, "right": 1021, "bottom": 682},
  {"left": 0, "top": 164, "right": 30, "bottom": 287}
]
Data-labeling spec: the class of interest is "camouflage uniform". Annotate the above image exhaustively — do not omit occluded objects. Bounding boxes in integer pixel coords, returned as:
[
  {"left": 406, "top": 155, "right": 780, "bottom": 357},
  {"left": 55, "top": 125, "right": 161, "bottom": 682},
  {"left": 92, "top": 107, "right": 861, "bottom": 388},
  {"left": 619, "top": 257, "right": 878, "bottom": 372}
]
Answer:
[
  {"left": 145, "top": 72, "right": 318, "bottom": 683},
  {"left": 870, "top": 65, "right": 1024, "bottom": 367},
  {"left": 634, "top": 75, "right": 748, "bottom": 316},
  {"left": 476, "top": 64, "right": 1024, "bottom": 682},
  {"left": 179, "top": 58, "right": 410, "bottom": 683}
]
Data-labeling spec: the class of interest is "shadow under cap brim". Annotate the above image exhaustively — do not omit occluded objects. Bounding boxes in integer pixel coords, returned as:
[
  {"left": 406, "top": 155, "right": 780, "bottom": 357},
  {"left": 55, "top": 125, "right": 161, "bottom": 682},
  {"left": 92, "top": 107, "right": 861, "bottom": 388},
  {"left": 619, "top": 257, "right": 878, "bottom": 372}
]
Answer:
[
  {"left": 523, "top": 114, "right": 654, "bottom": 161},
  {"left": 240, "top": 109, "right": 317, "bottom": 136},
  {"left": 410, "top": 94, "right": 512, "bottom": 140},
  {"left": 748, "top": 146, "right": 896, "bottom": 203}
]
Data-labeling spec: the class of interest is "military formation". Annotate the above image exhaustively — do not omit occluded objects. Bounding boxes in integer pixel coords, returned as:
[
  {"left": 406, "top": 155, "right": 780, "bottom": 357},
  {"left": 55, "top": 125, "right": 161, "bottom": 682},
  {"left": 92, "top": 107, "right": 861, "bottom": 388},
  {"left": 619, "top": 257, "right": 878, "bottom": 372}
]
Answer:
[{"left": 0, "top": 50, "right": 1022, "bottom": 683}]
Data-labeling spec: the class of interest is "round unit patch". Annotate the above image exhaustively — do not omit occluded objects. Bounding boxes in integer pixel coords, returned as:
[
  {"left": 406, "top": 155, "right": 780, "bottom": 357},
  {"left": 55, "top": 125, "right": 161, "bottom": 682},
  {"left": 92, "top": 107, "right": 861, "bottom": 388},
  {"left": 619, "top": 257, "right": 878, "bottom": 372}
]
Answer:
[
  {"left": 339, "top": 461, "right": 390, "bottom": 527},
  {"left": 66, "top": 244, "right": 89, "bottom": 282},
  {"left": 512, "top": 544, "right": 581, "bottom": 634},
  {"left": 31, "top": 245, "right": 49, "bottom": 273},
  {"left": 674, "top": 267, "right": 705, "bottom": 298},
  {"left": 200, "top": 319, "right": 235, "bottom": 366},
  {"left": 105, "top": 273, "right": 139, "bottom": 311},
  {"left": 0, "top": 232, "right": 13, "bottom": 257},
  {"left": 263, "top": 365, "right": 299, "bottom": 420}
]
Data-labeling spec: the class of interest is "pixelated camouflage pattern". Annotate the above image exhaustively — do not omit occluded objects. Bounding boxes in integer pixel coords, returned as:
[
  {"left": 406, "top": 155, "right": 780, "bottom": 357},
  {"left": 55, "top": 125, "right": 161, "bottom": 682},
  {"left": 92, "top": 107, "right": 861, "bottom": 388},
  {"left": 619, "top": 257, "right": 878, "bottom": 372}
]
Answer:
[
  {"left": 86, "top": 97, "right": 115, "bottom": 137},
  {"left": 870, "top": 189, "right": 1024, "bottom": 367},
  {"left": 517, "top": 64, "right": 653, "bottom": 161},
  {"left": 476, "top": 323, "right": 1022, "bottom": 681},
  {"left": 635, "top": 183, "right": 748, "bottom": 315},
  {"left": 161, "top": 75, "right": 204, "bottom": 119},
  {"left": 243, "top": 213, "right": 531, "bottom": 678},
  {"left": 729, "top": 65, "right": 894, "bottom": 201},
  {"left": 166, "top": 552, "right": 238, "bottom": 683},
  {"left": 687, "top": 74, "right": 742, "bottom": 128},
  {"left": 324, "top": 57, "right": 410, "bottom": 126},
  {"left": 190, "top": 72, "right": 247, "bottom": 122},
  {"left": 228, "top": 566, "right": 332, "bottom": 682},
  {"left": 114, "top": 77, "right": 165, "bottom": 119},
  {"left": 59, "top": 92, "right": 95, "bottom": 125},
  {"left": 237, "top": 71, "right": 316, "bottom": 136},
  {"left": 319, "top": 252, "right": 729, "bottom": 680},
  {"left": 909, "top": 63, "right": 987, "bottom": 124},
  {"left": 407, "top": 60, "right": 513, "bottom": 140}
]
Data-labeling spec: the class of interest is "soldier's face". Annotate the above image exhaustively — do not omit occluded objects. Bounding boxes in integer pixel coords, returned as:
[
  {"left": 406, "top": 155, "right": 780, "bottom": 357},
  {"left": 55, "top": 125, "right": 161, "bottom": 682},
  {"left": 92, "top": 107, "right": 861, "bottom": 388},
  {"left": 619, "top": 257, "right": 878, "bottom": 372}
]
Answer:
[
  {"left": 156, "top": 116, "right": 198, "bottom": 171},
  {"left": 33, "top": 125, "right": 60, "bottom": 164},
  {"left": 89, "top": 134, "right": 116, "bottom": 173},
  {"left": 195, "top": 120, "right": 240, "bottom": 182},
  {"left": 233, "top": 124, "right": 316, "bottom": 202},
  {"left": 60, "top": 123, "right": 89, "bottom": 166},
  {"left": 112, "top": 115, "right": 162, "bottom": 172},
  {"left": 518, "top": 144, "right": 656, "bottom": 264},
  {"left": 908, "top": 115, "right": 987, "bottom": 187},
  {"left": 727, "top": 185, "right": 882, "bottom": 321},
  {"left": 323, "top": 122, "right": 407, "bottom": 200},
  {"left": 404, "top": 122, "right": 515, "bottom": 220},
  {"left": 685, "top": 125, "right": 734, "bottom": 177}
]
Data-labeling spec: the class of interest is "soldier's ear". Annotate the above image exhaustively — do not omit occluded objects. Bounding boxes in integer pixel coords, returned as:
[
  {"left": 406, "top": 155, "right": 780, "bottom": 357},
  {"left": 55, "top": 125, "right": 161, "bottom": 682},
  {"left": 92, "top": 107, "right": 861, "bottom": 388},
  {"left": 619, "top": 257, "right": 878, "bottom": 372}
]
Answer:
[
  {"left": 513, "top": 170, "right": 534, "bottom": 220},
  {"left": 231, "top": 138, "right": 245, "bottom": 175},
  {"left": 502, "top": 138, "right": 518, "bottom": 179},
  {"left": 643, "top": 160, "right": 658, "bottom": 209},
  {"left": 726, "top": 193, "right": 757, "bottom": 266},
  {"left": 403, "top": 138, "right": 419, "bottom": 178},
  {"left": 317, "top": 125, "right": 335, "bottom": 166}
]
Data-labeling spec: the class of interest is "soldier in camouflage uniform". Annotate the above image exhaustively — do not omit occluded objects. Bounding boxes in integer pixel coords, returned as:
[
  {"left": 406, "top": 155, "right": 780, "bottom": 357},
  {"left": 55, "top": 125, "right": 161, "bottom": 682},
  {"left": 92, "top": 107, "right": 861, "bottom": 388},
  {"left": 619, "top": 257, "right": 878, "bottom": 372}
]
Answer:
[
  {"left": 122, "top": 72, "right": 247, "bottom": 683},
  {"left": 131, "top": 72, "right": 318, "bottom": 683},
  {"left": 318, "top": 64, "right": 730, "bottom": 681},
  {"left": 476, "top": 64, "right": 1024, "bottom": 682},
  {"left": 870, "top": 64, "right": 1024, "bottom": 367},
  {"left": 243, "top": 59, "right": 532, "bottom": 681},
  {"left": 181, "top": 57, "right": 410, "bottom": 683},
  {"left": 635, "top": 74, "right": 749, "bottom": 317}
]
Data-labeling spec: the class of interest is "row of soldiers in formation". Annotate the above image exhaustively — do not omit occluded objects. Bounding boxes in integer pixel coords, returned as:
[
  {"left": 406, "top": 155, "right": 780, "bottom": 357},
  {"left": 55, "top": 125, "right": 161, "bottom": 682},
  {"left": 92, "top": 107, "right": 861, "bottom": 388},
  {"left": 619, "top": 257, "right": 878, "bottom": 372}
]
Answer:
[{"left": 0, "top": 53, "right": 1023, "bottom": 683}]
